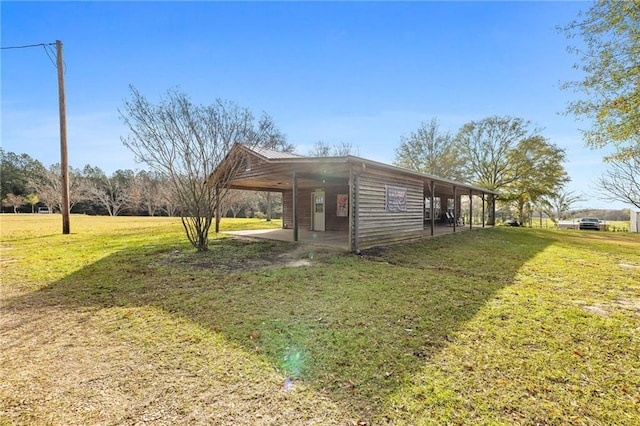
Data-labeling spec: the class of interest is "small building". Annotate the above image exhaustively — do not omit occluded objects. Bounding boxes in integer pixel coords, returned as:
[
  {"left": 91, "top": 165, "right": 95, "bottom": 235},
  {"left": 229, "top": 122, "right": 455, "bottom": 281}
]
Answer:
[
  {"left": 209, "top": 144, "right": 499, "bottom": 252},
  {"left": 631, "top": 211, "right": 640, "bottom": 233}
]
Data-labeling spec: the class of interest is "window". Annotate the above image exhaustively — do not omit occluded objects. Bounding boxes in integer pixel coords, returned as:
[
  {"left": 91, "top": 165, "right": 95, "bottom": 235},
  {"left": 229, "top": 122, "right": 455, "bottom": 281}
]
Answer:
[{"left": 425, "top": 197, "right": 441, "bottom": 220}]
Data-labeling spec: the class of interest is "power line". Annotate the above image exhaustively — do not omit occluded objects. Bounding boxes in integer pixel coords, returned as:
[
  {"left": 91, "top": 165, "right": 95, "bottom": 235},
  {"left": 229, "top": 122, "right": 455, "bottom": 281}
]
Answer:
[
  {"left": 2, "top": 41, "right": 65, "bottom": 72},
  {"left": 0, "top": 42, "right": 55, "bottom": 50},
  {"left": 43, "top": 43, "right": 59, "bottom": 70}
]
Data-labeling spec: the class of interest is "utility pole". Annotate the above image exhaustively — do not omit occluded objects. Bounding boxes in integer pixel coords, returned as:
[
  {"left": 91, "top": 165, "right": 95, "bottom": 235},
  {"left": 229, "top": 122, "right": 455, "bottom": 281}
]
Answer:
[{"left": 56, "top": 40, "right": 70, "bottom": 234}]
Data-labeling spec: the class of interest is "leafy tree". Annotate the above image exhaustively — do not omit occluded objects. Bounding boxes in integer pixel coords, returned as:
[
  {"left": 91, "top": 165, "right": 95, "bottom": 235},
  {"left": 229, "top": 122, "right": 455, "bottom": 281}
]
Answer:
[
  {"left": 456, "top": 116, "right": 540, "bottom": 224},
  {"left": 502, "top": 136, "right": 569, "bottom": 223},
  {"left": 120, "top": 86, "right": 286, "bottom": 251},
  {"left": 596, "top": 151, "right": 640, "bottom": 209},
  {"left": 25, "top": 193, "right": 39, "bottom": 213},
  {"left": 394, "top": 118, "right": 467, "bottom": 181},
  {"left": 0, "top": 149, "right": 45, "bottom": 200},
  {"left": 561, "top": 0, "right": 640, "bottom": 160}
]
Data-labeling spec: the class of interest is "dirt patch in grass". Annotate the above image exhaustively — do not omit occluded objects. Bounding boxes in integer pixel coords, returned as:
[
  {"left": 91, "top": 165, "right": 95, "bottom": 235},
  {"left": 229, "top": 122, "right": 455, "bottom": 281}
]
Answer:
[
  {"left": 358, "top": 245, "right": 389, "bottom": 259},
  {"left": 582, "top": 303, "right": 611, "bottom": 316},
  {"left": 157, "top": 237, "right": 340, "bottom": 273},
  {"left": 618, "top": 263, "right": 640, "bottom": 270}
]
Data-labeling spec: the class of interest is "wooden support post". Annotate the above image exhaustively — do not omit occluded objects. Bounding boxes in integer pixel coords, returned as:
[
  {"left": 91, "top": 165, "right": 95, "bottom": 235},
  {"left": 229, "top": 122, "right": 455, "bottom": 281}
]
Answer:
[
  {"left": 56, "top": 40, "right": 70, "bottom": 234},
  {"left": 215, "top": 186, "right": 220, "bottom": 233},
  {"left": 266, "top": 192, "right": 272, "bottom": 221},
  {"left": 452, "top": 186, "right": 457, "bottom": 232},
  {"left": 430, "top": 181, "right": 435, "bottom": 236},
  {"left": 469, "top": 190, "right": 473, "bottom": 230},
  {"left": 482, "top": 194, "right": 486, "bottom": 228},
  {"left": 491, "top": 194, "right": 496, "bottom": 226},
  {"left": 352, "top": 170, "right": 360, "bottom": 253},
  {"left": 292, "top": 172, "right": 298, "bottom": 242}
]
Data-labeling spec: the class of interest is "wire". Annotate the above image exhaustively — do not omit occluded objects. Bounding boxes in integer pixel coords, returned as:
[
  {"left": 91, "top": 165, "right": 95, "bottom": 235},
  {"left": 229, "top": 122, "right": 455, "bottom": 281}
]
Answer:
[
  {"left": 43, "top": 43, "right": 60, "bottom": 70},
  {"left": 0, "top": 42, "right": 55, "bottom": 50},
  {"left": 1, "top": 41, "right": 65, "bottom": 73}
]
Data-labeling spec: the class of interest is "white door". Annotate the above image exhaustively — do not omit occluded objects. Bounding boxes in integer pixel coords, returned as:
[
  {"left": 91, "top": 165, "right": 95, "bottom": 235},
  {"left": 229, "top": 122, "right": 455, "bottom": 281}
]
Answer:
[{"left": 311, "top": 191, "right": 325, "bottom": 231}]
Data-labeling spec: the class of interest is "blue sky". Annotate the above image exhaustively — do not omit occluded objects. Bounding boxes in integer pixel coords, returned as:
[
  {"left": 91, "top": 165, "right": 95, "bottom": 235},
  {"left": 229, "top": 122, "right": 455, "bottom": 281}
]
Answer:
[{"left": 1, "top": 1, "right": 627, "bottom": 210}]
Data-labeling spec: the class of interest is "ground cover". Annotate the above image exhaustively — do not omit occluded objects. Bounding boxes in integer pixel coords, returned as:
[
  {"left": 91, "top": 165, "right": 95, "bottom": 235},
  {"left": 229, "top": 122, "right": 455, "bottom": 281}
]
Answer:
[{"left": 1, "top": 215, "right": 639, "bottom": 425}]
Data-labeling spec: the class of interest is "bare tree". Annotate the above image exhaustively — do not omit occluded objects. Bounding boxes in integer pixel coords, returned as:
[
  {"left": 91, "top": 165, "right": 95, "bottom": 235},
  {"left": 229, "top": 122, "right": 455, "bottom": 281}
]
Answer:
[
  {"left": 333, "top": 141, "right": 359, "bottom": 156},
  {"left": 309, "top": 141, "right": 331, "bottom": 157},
  {"left": 597, "top": 152, "right": 640, "bottom": 209},
  {"left": 308, "top": 141, "right": 359, "bottom": 157},
  {"left": 29, "top": 164, "right": 88, "bottom": 213},
  {"left": 135, "top": 170, "right": 164, "bottom": 216},
  {"left": 394, "top": 118, "right": 467, "bottom": 181},
  {"left": 158, "top": 181, "right": 179, "bottom": 217},
  {"left": 542, "top": 190, "right": 584, "bottom": 225},
  {"left": 85, "top": 169, "right": 135, "bottom": 216},
  {"left": 221, "top": 189, "right": 249, "bottom": 218},
  {"left": 2, "top": 193, "right": 25, "bottom": 213},
  {"left": 120, "top": 86, "right": 285, "bottom": 251},
  {"left": 256, "top": 114, "right": 294, "bottom": 153}
]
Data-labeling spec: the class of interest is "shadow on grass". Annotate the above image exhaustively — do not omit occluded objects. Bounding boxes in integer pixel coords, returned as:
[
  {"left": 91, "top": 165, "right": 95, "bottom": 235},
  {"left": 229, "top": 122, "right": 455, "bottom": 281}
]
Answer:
[{"left": 4, "top": 227, "right": 558, "bottom": 421}]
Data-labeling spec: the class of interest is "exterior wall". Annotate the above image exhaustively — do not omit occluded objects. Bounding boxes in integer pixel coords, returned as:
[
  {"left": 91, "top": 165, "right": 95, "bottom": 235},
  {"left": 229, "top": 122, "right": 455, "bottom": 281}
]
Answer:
[
  {"left": 322, "top": 184, "right": 350, "bottom": 232},
  {"left": 356, "top": 166, "right": 424, "bottom": 249},
  {"left": 282, "top": 190, "right": 293, "bottom": 228},
  {"left": 282, "top": 184, "right": 350, "bottom": 232}
]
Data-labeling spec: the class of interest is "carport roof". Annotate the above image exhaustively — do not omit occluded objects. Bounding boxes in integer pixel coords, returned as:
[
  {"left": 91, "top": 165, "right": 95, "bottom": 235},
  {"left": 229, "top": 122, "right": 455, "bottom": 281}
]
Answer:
[{"left": 209, "top": 143, "right": 499, "bottom": 197}]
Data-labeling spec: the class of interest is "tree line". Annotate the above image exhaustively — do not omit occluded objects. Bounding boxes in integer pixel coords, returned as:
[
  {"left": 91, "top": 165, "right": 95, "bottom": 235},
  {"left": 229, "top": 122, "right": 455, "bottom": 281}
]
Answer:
[
  {"left": 0, "top": 148, "right": 281, "bottom": 218},
  {"left": 2, "top": 113, "right": 574, "bottom": 227}
]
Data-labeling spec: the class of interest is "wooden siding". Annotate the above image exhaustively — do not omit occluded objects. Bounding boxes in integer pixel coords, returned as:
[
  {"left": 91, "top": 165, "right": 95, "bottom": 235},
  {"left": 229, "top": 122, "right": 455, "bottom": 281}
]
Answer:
[
  {"left": 357, "top": 166, "right": 424, "bottom": 248},
  {"left": 282, "top": 184, "right": 349, "bottom": 232}
]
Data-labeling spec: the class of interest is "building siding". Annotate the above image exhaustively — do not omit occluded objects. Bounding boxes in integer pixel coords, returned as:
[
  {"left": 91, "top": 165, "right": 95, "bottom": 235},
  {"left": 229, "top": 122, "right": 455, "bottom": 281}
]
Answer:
[
  {"left": 356, "top": 167, "right": 424, "bottom": 248},
  {"left": 282, "top": 184, "right": 349, "bottom": 232}
]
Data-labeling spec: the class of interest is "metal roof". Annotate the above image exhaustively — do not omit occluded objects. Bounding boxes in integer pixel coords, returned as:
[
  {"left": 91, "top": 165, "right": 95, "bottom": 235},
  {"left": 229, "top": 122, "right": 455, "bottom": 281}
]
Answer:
[
  {"left": 211, "top": 143, "right": 499, "bottom": 197},
  {"left": 250, "top": 145, "right": 302, "bottom": 160}
]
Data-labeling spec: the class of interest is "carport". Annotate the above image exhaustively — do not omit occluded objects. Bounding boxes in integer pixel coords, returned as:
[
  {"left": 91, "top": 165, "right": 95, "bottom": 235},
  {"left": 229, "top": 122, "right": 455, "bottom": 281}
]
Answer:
[{"left": 209, "top": 144, "right": 498, "bottom": 252}]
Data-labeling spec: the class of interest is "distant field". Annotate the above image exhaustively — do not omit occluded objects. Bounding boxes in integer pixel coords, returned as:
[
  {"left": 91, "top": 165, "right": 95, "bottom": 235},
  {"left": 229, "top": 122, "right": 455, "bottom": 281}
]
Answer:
[
  {"left": 1, "top": 214, "right": 639, "bottom": 424},
  {"left": 521, "top": 217, "right": 630, "bottom": 232}
]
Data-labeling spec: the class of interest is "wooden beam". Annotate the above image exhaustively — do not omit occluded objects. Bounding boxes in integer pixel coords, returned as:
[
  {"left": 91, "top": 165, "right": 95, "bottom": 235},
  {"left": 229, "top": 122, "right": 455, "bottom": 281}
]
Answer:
[
  {"left": 453, "top": 186, "right": 457, "bottom": 232},
  {"left": 56, "top": 40, "right": 70, "bottom": 235},
  {"left": 482, "top": 193, "right": 486, "bottom": 228},
  {"left": 469, "top": 189, "right": 473, "bottom": 230},
  {"left": 215, "top": 186, "right": 220, "bottom": 233},
  {"left": 430, "top": 180, "right": 435, "bottom": 236},
  {"left": 292, "top": 172, "right": 298, "bottom": 242}
]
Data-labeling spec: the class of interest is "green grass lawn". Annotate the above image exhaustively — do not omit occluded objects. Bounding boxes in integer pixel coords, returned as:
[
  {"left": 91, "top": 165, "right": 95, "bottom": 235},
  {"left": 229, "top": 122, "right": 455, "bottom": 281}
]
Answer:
[{"left": 1, "top": 214, "right": 639, "bottom": 425}]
